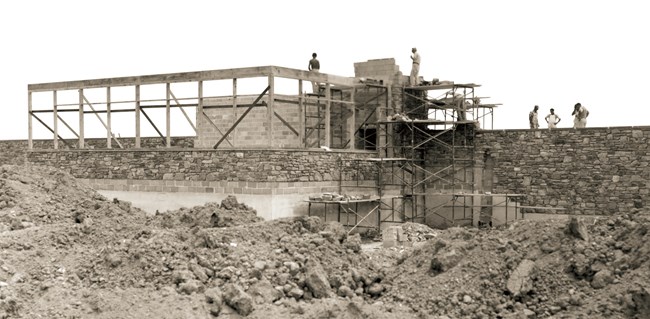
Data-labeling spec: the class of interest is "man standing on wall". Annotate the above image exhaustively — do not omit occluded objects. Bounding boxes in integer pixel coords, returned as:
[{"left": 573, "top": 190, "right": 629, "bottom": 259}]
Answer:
[
  {"left": 529, "top": 105, "right": 539, "bottom": 129},
  {"left": 410, "top": 47, "right": 421, "bottom": 86},
  {"left": 572, "top": 103, "right": 589, "bottom": 128},
  {"left": 308, "top": 53, "right": 320, "bottom": 94},
  {"left": 545, "top": 108, "right": 561, "bottom": 129}
]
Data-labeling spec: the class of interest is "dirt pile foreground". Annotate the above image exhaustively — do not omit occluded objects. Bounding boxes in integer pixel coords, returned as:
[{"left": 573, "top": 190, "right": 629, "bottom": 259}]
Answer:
[{"left": 1, "top": 164, "right": 650, "bottom": 318}]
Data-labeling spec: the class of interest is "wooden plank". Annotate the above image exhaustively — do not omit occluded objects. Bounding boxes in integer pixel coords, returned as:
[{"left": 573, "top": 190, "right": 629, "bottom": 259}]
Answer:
[
  {"left": 53, "top": 91, "right": 58, "bottom": 149},
  {"left": 28, "top": 92, "right": 33, "bottom": 149},
  {"left": 325, "top": 84, "right": 331, "bottom": 148},
  {"left": 347, "top": 87, "right": 355, "bottom": 149},
  {"left": 202, "top": 111, "right": 233, "bottom": 147},
  {"left": 32, "top": 113, "right": 72, "bottom": 148},
  {"left": 28, "top": 66, "right": 274, "bottom": 92},
  {"left": 166, "top": 83, "right": 171, "bottom": 147},
  {"left": 197, "top": 81, "right": 203, "bottom": 136},
  {"left": 169, "top": 91, "right": 197, "bottom": 133},
  {"left": 83, "top": 94, "right": 123, "bottom": 149},
  {"left": 57, "top": 115, "right": 79, "bottom": 138},
  {"left": 107, "top": 87, "right": 111, "bottom": 148},
  {"left": 274, "top": 111, "right": 299, "bottom": 136},
  {"left": 232, "top": 78, "right": 237, "bottom": 146},
  {"left": 78, "top": 89, "right": 84, "bottom": 148},
  {"left": 213, "top": 86, "right": 269, "bottom": 149},
  {"left": 268, "top": 75, "right": 274, "bottom": 147},
  {"left": 140, "top": 108, "right": 166, "bottom": 145},
  {"left": 135, "top": 85, "right": 141, "bottom": 148},
  {"left": 271, "top": 66, "right": 356, "bottom": 87},
  {"left": 298, "top": 80, "right": 304, "bottom": 147}
]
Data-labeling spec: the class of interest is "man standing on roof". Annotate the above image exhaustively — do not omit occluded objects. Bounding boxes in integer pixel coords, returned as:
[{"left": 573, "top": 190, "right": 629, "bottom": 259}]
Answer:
[
  {"left": 529, "top": 105, "right": 539, "bottom": 129},
  {"left": 545, "top": 108, "right": 561, "bottom": 129},
  {"left": 308, "top": 53, "right": 320, "bottom": 94},
  {"left": 572, "top": 102, "right": 589, "bottom": 128},
  {"left": 410, "top": 47, "right": 421, "bottom": 86}
]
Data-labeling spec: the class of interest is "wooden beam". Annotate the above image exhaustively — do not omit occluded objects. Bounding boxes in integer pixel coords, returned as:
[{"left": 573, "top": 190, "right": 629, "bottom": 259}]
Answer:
[
  {"left": 28, "top": 66, "right": 275, "bottom": 92},
  {"left": 271, "top": 66, "right": 356, "bottom": 87},
  {"left": 324, "top": 84, "right": 331, "bottom": 148},
  {"left": 28, "top": 91, "right": 33, "bottom": 149},
  {"left": 202, "top": 111, "right": 233, "bottom": 147},
  {"left": 169, "top": 91, "right": 197, "bottom": 133},
  {"left": 274, "top": 111, "right": 299, "bottom": 136},
  {"left": 57, "top": 115, "right": 79, "bottom": 138},
  {"left": 198, "top": 80, "right": 203, "bottom": 137},
  {"left": 268, "top": 74, "right": 274, "bottom": 147},
  {"left": 53, "top": 91, "right": 58, "bottom": 149},
  {"left": 140, "top": 108, "right": 166, "bottom": 145},
  {"left": 107, "top": 87, "right": 111, "bottom": 148},
  {"left": 31, "top": 113, "right": 72, "bottom": 148},
  {"left": 347, "top": 87, "right": 356, "bottom": 149},
  {"left": 78, "top": 89, "right": 84, "bottom": 149},
  {"left": 232, "top": 78, "right": 237, "bottom": 146},
  {"left": 213, "top": 86, "right": 269, "bottom": 149},
  {"left": 82, "top": 94, "right": 123, "bottom": 149},
  {"left": 166, "top": 83, "right": 171, "bottom": 147},
  {"left": 135, "top": 85, "right": 141, "bottom": 148},
  {"left": 298, "top": 80, "right": 304, "bottom": 147}
]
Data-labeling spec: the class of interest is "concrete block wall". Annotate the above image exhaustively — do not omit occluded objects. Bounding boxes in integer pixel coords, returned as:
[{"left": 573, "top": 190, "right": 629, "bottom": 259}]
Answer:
[{"left": 354, "top": 58, "right": 404, "bottom": 85}]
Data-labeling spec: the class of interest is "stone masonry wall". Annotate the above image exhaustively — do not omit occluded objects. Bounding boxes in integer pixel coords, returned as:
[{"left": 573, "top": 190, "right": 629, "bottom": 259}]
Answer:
[
  {"left": 26, "top": 149, "right": 377, "bottom": 183},
  {"left": 475, "top": 127, "right": 650, "bottom": 215}
]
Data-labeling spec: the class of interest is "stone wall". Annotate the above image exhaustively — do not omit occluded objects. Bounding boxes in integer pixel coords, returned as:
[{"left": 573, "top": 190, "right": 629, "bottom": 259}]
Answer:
[{"left": 475, "top": 127, "right": 650, "bottom": 215}]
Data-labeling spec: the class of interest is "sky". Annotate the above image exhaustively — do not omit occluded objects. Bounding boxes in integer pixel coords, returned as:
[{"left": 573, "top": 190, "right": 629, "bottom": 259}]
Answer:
[{"left": 2, "top": 0, "right": 649, "bottom": 140}]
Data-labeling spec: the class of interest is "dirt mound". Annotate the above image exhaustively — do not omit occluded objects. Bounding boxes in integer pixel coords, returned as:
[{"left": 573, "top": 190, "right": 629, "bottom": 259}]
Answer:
[
  {"left": 379, "top": 211, "right": 650, "bottom": 318},
  {"left": 2, "top": 164, "right": 650, "bottom": 318}
]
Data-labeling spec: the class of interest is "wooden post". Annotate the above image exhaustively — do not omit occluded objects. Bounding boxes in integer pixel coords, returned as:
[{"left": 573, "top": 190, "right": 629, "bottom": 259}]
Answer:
[
  {"left": 198, "top": 80, "right": 203, "bottom": 142},
  {"left": 28, "top": 91, "right": 33, "bottom": 149},
  {"left": 232, "top": 78, "right": 237, "bottom": 147},
  {"left": 107, "top": 87, "right": 112, "bottom": 148},
  {"left": 325, "top": 83, "right": 331, "bottom": 148},
  {"left": 78, "top": 89, "right": 84, "bottom": 149},
  {"left": 298, "top": 80, "right": 304, "bottom": 148},
  {"left": 53, "top": 91, "right": 58, "bottom": 149},
  {"left": 166, "top": 83, "right": 171, "bottom": 147},
  {"left": 268, "top": 74, "right": 274, "bottom": 147},
  {"left": 135, "top": 85, "right": 141, "bottom": 148},
  {"left": 347, "top": 87, "right": 356, "bottom": 149}
]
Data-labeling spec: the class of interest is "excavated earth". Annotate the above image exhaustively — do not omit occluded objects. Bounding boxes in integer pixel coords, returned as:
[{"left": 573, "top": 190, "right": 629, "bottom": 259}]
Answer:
[{"left": 1, "top": 164, "right": 649, "bottom": 318}]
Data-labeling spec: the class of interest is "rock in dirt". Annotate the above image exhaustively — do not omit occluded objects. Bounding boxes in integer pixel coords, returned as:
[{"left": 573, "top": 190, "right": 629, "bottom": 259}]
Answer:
[
  {"left": 507, "top": 259, "right": 535, "bottom": 296},
  {"left": 430, "top": 240, "right": 467, "bottom": 274},
  {"left": 344, "top": 233, "right": 362, "bottom": 253},
  {"left": 248, "top": 280, "right": 283, "bottom": 304},
  {"left": 566, "top": 217, "right": 590, "bottom": 241},
  {"left": 305, "top": 259, "right": 331, "bottom": 298},
  {"left": 590, "top": 269, "right": 613, "bottom": 289},
  {"left": 223, "top": 283, "right": 254, "bottom": 316},
  {"left": 205, "top": 287, "right": 223, "bottom": 316}
]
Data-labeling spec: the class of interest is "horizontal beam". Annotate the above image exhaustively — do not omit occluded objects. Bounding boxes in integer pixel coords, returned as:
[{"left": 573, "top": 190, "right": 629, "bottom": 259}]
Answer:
[
  {"left": 271, "top": 66, "right": 357, "bottom": 87},
  {"left": 28, "top": 66, "right": 275, "bottom": 92}
]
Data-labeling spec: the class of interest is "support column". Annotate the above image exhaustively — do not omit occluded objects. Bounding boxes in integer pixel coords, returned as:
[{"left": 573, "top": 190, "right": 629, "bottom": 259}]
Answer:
[
  {"left": 324, "top": 83, "right": 331, "bottom": 148},
  {"left": 267, "top": 74, "right": 274, "bottom": 147},
  {"left": 107, "top": 87, "right": 112, "bottom": 148},
  {"left": 232, "top": 78, "right": 237, "bottom": 146},
  {"left": 298, "top": 80, "right": 304, "bottom": 147},
  {"left": 166, "top": 83, "right": 171, "bottom": 147},
  {"left": 53, "top": 91, "right": 58, "bottom": 149},
  {"left": 135, "top": 85, "right": 141, "bottom": 148},
  {"left": 28, "top": 91, "right": 33, "bottom": 149},
  {"left": 347, "top": 87, "right": 356, "bottom": 149},
  {"left": 78, "top": 89, "right": 84, "bottom": 149}
]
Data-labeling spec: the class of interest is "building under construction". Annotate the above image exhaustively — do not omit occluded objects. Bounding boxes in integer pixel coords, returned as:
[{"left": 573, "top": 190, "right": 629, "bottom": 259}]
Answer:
[{"left": 26, "top": 58, "right": 524, "bottom": 231}]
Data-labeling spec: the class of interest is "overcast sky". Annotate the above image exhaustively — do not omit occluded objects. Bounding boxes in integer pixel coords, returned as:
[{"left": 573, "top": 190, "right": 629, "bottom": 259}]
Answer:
[{"left": 2, "top": 0, "right": 649, "bottom": 140}]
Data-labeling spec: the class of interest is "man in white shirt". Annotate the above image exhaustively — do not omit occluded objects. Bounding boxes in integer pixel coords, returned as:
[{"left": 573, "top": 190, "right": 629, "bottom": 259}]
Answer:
[
  {"left": 410, "top": 47, "right": 421, "bottom": 86},
  {"left": 545, "top": 108, "right": 561, "bottom": 128},
  {"left": 572, "top": 103, "right": 589, "bottom": 128},
  {"left": 529, "top": 105, "right": 539, "bottom": 129}
]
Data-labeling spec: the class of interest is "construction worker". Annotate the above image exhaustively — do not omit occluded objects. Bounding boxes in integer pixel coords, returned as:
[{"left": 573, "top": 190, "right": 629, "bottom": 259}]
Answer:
[
  {"left": 572, "top": 103, "right": 589, "bottom": 128},
  {"left": 545, "top": 108, "right": 561, "bottom": 128},
  {"left": 308, "top": 53, "right": 320, "bottom": 94},
  {"left": 529, "top": 105, "right": 539, "bottom": 129},
  {"left": 410, "top": 47, "right": 421, "bottom": 86}
]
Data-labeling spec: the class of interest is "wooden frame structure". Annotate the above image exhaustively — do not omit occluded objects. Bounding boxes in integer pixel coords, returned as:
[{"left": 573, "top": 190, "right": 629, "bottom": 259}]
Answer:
[{"left": 27, "top": 66, "right": 368, "bottom": 150}]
